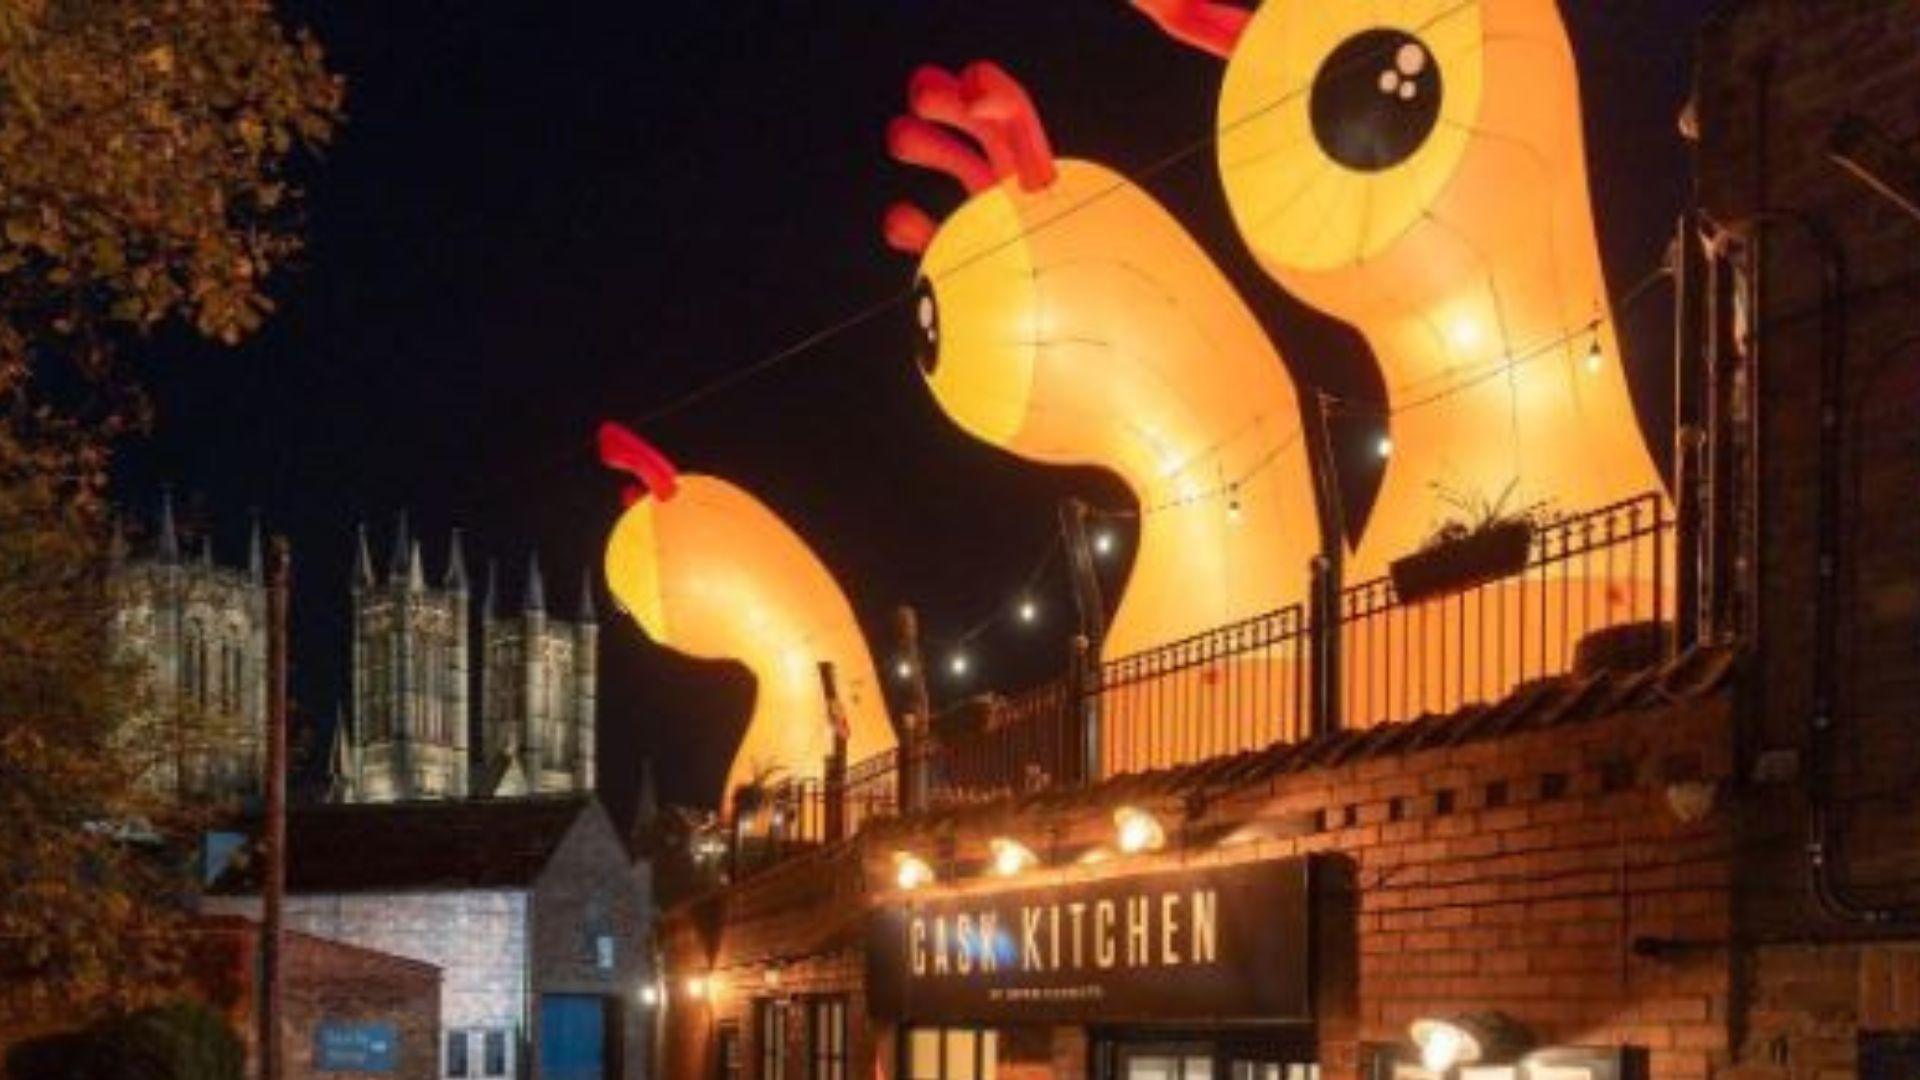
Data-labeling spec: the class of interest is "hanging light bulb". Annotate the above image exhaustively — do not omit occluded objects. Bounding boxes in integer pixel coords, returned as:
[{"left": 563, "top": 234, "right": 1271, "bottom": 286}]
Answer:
[
  {"left": 1226, "top": 485, "right": 1244, "bottom": 524},
  {"left": 948, "top": 651, "right": 970, "bottom": 678},
  {"left": 893, "top": 658, "right": 914, "bottom": 681},
  {"left": 1375, "top": 434, "right": 1394, "bottom": 460},
  {"left": 1092, "top": 530, "right": 1116, "bottom": 557},
  {"left": 1584, "top": 329, "right": 1603, "bottom": 374},
  {"left": 1016, "top": 598, "right": 1039, "bottom": 624}
]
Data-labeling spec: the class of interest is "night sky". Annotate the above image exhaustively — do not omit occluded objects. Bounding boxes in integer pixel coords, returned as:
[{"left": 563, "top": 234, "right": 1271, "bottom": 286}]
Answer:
[{"left": 112, "top": 1, "right": 1717, "bottom": 819}]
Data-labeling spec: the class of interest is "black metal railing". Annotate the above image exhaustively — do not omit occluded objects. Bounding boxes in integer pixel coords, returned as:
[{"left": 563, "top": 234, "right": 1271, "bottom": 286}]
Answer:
[
  {"left": 728, "top": 491, "right": 1674, "bottom": 876},
  {"left": 1339, "top": 493, "right": 1670, "bottom": 728}
]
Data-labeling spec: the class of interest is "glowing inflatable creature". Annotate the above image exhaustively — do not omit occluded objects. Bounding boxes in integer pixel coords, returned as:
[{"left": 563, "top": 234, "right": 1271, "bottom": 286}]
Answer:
[
  {"left": 1137, "top": 0, "right": 1674, "bottom": 723},
  {"left": 1134, "top": 0, "right": 1670, "bottom": 580},
  {"left": 598, "top": 422, "right": 896, "bottom": 807},
  {"left": 883, "top": 62, "right": 1323, "bottom": 767}
]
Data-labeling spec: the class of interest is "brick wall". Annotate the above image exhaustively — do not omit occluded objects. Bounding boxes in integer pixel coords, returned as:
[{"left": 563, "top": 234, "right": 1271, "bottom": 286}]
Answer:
[
  {"left": 1693, "top": 0, "right": 1920, "bottom": 932},
  {"left": 188, "top": 916, "right": 443, "bottom": 1080},
  {"left": 661, "top": 691, "right": 1734, "bottom": 1080},
  {"left": 1691, "top": 1, "right": 1920, "bottom": 1075}
]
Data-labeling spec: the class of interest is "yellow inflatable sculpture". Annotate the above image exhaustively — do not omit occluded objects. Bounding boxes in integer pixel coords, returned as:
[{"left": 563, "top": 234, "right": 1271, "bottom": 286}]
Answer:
[
  {"left": 1137, "top": 0, "right": 1674, "bottom": 724},
  {"left": 598, "top": 423, "right": 896, "bottom": 808},
  {"left": 884, "top": 62, "right": 1323, "bottom": 769}
]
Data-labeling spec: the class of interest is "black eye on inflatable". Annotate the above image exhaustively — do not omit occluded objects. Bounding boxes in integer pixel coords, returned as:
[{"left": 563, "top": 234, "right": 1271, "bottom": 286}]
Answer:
[
  {"left": 1309, "top": 29, "right": 1443, "bottom": 172},
  {"left": 911, "top": 277, "right": 940, "bottom": 377}
]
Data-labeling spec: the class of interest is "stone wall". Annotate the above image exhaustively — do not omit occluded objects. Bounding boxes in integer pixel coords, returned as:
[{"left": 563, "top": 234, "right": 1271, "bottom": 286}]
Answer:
[{"left": 531, "top": 804, "right": 657, "bottom": 1076}]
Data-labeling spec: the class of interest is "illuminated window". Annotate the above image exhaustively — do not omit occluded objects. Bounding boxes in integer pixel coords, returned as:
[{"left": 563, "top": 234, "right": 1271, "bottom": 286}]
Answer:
[
  {"left": 906, "top": 1028, "right": 997, "bottom": 1080},
  {"left": 718, "top": 1023, "right": 744, "bottom": 1080},
  {"left": 808, "top": 998, "right": 847, "bottom": 1080},
  {"left": 758, "top": 999, "right": 790, "bottom": 1080}
]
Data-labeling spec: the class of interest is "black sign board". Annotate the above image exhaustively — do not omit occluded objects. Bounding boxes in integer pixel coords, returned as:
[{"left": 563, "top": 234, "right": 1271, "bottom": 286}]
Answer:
[{"left": 867, "top": 857, "right": 1314, "bottom": 1025}]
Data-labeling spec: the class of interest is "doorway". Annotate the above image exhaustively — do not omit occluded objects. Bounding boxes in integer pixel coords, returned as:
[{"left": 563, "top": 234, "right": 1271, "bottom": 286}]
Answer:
[
  {"left": 1099, "top": 1033, "right": 1318, "bottom": 1080},
  {"left": 540, "top": 994, "right": 612, "bottom": 1080}
]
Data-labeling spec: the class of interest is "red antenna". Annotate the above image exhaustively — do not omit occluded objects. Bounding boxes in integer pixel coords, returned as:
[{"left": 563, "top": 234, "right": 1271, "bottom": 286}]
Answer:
[{"left": 596, "top": 421, "right": 680, "bottom": 506}]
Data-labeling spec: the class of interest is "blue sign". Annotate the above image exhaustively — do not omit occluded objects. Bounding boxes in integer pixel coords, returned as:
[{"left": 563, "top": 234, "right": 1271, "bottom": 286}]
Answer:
[{"left": 315, "top": 1022, "right": 399, "bottom": 1072}]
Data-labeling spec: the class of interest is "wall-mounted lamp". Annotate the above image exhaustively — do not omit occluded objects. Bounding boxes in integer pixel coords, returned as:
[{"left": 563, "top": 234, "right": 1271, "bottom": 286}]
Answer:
[
  {"left": 685, "top": 974, "right": 710, "bottom": 1001},
  {"left": 989, "top": 837, "right": 1039, "bottom": 877},
  {"left": 1409, "top": 1012, "right": 1532, "bottom": 1073},
  {"left": 893, "top": 851, "right": 935, "bottom": 891},
  {"left": 1114, "top": 806, "right": 1166, "bottom": 854},
  {"left": 639, "top": 983, "right": 661, "bottom": 1008}
]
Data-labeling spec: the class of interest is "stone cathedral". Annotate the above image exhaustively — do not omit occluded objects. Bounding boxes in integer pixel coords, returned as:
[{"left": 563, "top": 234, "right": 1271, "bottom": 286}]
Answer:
[
  {"left": 109, "top": 494, "right": 270, "bottom": 803},
  {"left": 329, "top": 515, "right": 598, "bottom": 803}
]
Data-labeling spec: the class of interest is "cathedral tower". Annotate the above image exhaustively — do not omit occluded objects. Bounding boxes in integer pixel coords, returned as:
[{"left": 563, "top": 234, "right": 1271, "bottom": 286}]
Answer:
[
  {"left": 109, "top": 493, "right": 270, "bottom": 803},
  {"left": 343, "top": 515, "right": 471, "bottom": 801},
  {"left": 477, "top": 553, "right": 598, "bottom": 797}
]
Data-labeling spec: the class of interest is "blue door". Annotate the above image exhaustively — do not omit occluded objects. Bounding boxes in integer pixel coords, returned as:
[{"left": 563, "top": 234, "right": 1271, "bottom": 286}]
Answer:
[{"left": 539, "top": 995, "right": 606, "bottom": 1080}]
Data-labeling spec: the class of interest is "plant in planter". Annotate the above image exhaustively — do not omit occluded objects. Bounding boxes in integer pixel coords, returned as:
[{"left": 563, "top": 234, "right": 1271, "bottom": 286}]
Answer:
[{"left": 1389, "top": 479, "right": 1548, "bottom": 604}]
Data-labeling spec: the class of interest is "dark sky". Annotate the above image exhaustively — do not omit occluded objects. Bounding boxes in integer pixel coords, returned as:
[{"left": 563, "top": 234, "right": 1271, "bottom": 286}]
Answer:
[{"left": 113, "top": 1, "right": 1717, "bottom": 819}]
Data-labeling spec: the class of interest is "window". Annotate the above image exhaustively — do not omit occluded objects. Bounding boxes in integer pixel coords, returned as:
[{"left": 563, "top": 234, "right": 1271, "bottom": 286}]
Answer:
[
  {"left": 718, "top": 1023, "right": 744, "bottom": 1080},
  {"left": 758, "top": 999, "right": 790, "bottom": 1080},
  {"left": 906, "top": 1028, "right": 997, "bottom": 1080},
  {"left": 446, "top": 1030, "right": 471, "bottom": 1078},
  {"left": 808, "top": 998, "right": 847, "bottom": 1080},
  {"left": 482, "top": 1030, "right": 508, "bottom": 1077}
]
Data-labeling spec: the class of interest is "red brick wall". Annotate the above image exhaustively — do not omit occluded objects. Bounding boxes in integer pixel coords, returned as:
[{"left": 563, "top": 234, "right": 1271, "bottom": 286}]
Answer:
[
  {"left": 1692, "top": 1, "right": 1920, "bottom": 1074},
  {"left": 188, "top": 917, "right": 443, "bottom": 1080},
  {"left": 661, "top": 693, "right": 1734, "bottom": 1080}
]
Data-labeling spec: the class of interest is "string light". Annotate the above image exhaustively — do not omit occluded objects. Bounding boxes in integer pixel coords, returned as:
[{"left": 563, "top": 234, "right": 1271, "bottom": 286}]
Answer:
[
  {"left": 948, "top": 652, "right": 970, "bottom": 678},
  {"left": 1584, "top": 329, "right": 1603, "bottom": 374},
  {"left": 1226, "top": 484, "right": 1244, "bottom": 524},
  {"left": 1092, "top": 530, "right": 1116, "bottom": 557},
  {"left": 893, "top": 658, "right": 913, "bottom": 681},
  {"left": 1376, "top": 434, "right": 1394, "bottom": 459},
  {"left": 1016, "top": 598, "right": 1039, "bottom": 624}
]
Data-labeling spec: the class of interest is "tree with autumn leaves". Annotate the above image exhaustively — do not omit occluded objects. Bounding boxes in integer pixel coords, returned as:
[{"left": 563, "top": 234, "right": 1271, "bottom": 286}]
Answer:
[{"left": 0, "top": 0, "right": 341, "bottom": 1025}]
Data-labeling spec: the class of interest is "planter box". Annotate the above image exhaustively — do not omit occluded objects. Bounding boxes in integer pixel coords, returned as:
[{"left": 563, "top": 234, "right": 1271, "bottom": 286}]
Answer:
[{"left": 1389, "top": 520, "right": 1534, "bottom": 604}]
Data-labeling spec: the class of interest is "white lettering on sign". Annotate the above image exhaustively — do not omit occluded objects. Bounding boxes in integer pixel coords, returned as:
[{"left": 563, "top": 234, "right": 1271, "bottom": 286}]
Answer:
[{"left": 906, "top": 888, "right": 1225, "bottom": 979}]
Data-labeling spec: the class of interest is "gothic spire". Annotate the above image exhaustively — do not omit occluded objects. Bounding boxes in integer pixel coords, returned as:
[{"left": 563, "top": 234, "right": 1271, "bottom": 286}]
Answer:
[
  {"left": 157, "top": 489, "right": 179, "bottom": 562},
  {"left": 577, "top": 566, "right": 597, "bottom": 623},
  {"left": 354, "top": 523, "right": 376, "bottom": 590},
  {"left": 445, "top": 529, "right": 469, "bottom": 593},
  {"left": 248, "top": 511, "right": 263, "bottom": 585},
  {"left": 408, "top": 540, "right": 426, "bottom": 592},
  {"left": 388, "top": 510, "right": 410, "bottom": 584},
  {"left": 482, "top": 560, "right": 499, "bottom": 619},
  {"left": 524, "top": 550, "right": 546, "bottom": 613},
  {"left": 328, "top": 705, "right": 357, "bottom": 802}
]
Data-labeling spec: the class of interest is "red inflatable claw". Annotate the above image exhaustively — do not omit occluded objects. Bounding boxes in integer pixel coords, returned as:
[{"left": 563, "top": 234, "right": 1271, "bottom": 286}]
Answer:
[
  {"left": 908, "top": 65, "right": 1019, "bottom": 179},
  {"left": 1131, "top": 0, "right": 1250, "bottom": 59},
  {"left": 887, "top": 115, "right": 996, "bottom": 195},
  {"left": 882, "top": 60, "right": 1065, "bottom": 254},
  {"left": 959, "top": 61, "right": 1057, "bottom": 191},
  {"left": 597, "top": 421, "right": 679, "bottom": 506},
  {"left": 883, "top": 201, "right": 937, "bottom": 255}
]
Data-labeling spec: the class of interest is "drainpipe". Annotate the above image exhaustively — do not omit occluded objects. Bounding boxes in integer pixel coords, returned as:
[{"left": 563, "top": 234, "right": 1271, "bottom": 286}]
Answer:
[{"left": 1729, "top": 204, "right": 1917, "bottom": 926}]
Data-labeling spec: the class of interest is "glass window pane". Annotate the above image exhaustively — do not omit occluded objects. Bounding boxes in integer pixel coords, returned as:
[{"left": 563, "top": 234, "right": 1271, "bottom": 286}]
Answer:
[
  {"left": 447, "top": 1031, "right": 469, "bottom": 1078},
  {"left": 1182, "top": 1056, "right": 1211, "bottom": 1080},
  {"left": 483, "top": 1030, "right": 507, "bottom": 1076},
  {"left": 979, "top": 1031, "right": 997, "bottom": 1080},
  {"left": 945, "top": 1030, "right": 977, "bottom": 1080},
  {"left": 910, "top": 1030, "right": 942, "bottom": 1080},
  {"left": 1128, "top": 1055, "right": 1180, "bottom": 1080}
]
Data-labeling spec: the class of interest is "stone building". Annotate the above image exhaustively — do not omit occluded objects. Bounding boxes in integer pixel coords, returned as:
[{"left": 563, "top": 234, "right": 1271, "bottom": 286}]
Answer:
[
  {"left": 333, "top": 517, "right": 597, "bottom": 803},
  {"left": 108, "top": 493, "right": 270, "bottom": 803},
  {"left": 205, "top": 795, "right": 654, "bottom": 1080}
]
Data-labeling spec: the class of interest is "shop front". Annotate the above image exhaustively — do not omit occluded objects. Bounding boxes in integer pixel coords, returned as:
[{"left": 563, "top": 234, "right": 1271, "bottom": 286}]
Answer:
[{"left": 867, "top": 857, "right": 1347, "bottom": 1080}]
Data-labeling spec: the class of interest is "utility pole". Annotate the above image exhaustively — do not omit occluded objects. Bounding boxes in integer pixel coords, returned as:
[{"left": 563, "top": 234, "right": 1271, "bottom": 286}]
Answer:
[
  {"left": 892, "top": 606, "right": 932, "bottom": 815},
  {"left": 1057, "top": 498, "right": 1106, "bottom": 653},
  {"left": 261, "top": 536, "right": 290, "bottom": 1080}
]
